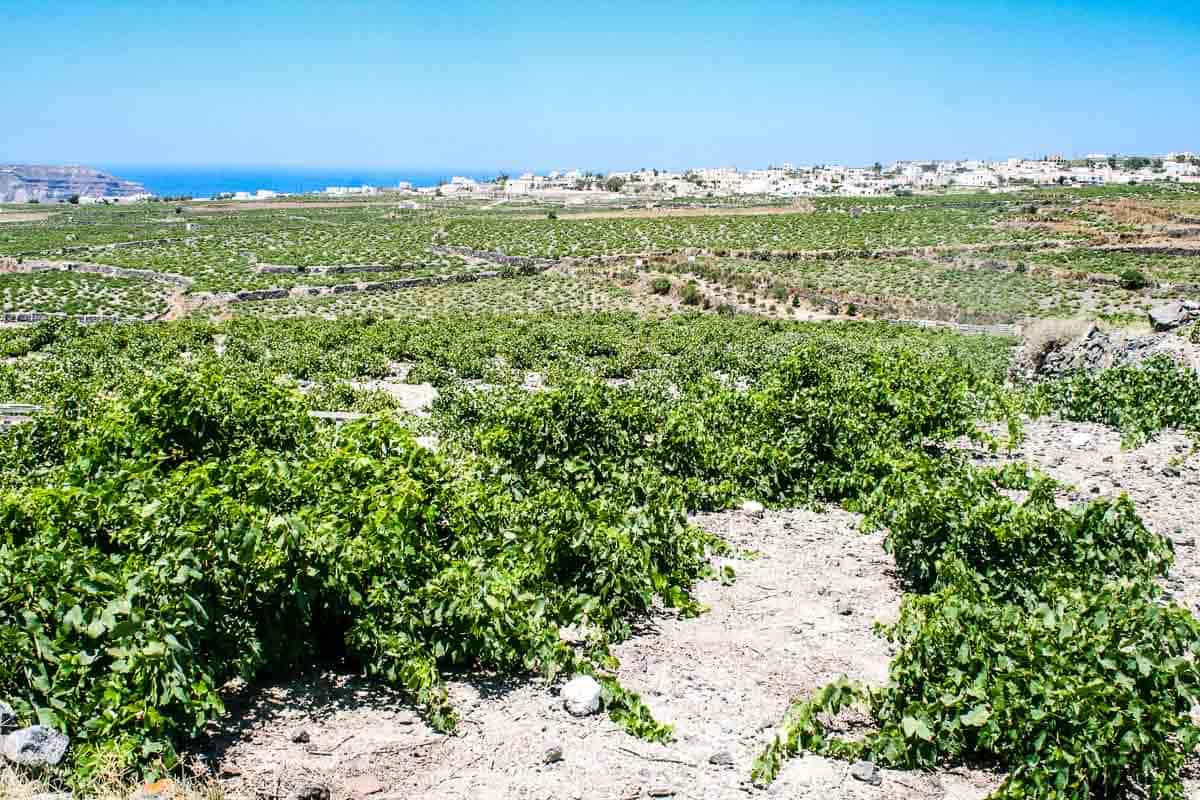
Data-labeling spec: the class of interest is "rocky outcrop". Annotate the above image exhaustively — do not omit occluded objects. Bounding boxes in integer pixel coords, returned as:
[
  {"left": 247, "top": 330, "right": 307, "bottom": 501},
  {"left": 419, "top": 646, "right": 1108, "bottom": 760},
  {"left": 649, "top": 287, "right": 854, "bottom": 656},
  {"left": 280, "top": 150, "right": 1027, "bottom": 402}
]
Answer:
[
  {"left": 0, "top": 165, "right": 146, "bottom": 203},
  {"left": 1148, "top": 301, "right": 1200, "bottom": 332},
  {"left": 1013, "top": 322, "right": 1200, "bottom": 381}
]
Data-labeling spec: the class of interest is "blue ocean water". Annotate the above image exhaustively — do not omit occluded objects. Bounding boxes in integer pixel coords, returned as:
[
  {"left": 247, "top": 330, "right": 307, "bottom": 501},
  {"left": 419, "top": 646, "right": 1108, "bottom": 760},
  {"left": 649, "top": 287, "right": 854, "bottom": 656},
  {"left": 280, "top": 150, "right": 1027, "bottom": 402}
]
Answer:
[{"left": 101, "top": 165, "right": 503, "bottom": 199}]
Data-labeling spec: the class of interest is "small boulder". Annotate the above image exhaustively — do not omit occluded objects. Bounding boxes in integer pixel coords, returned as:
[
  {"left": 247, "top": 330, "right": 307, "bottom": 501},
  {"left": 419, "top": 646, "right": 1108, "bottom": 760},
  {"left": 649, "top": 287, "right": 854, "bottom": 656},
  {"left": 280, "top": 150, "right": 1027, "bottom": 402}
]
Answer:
[
  {"left": 850, "top": 759, "right": 882, "bottom": 786},
  {"left": 291, "top": 728, "right": 311, "bottom": 744},
  {"left": 292, "top": 787, "right": 330, "bottom": 800},
  {"left": 1148, "top": 302, "right": 1190, "bottom": 332},
  {"left": 708, "top": 750, "right": 735, "bottom": 766},
  {"left": 741, "top": 500, "right": 765, "bottom": 518},
  {"left": 561, "top": 674, "right": 603, "bottom": 717},
  {"left": 2, "top": 725, "right": 69, "bottom": 767},
  {"left": 542, "top": 744, "right": 564, "bottom": 764}
]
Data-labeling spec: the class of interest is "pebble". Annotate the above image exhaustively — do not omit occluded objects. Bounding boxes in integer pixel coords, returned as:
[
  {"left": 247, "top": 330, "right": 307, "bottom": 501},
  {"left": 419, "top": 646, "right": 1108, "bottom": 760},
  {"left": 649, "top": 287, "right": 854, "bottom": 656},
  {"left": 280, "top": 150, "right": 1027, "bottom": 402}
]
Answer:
[
  {"left": 741, "top": 500, "right": 765, "bottom": 518},
  {"left": 543, "top": 744, "right": 564, "bottom": 764},
  {"left": 292, "top": 787, "right": 330, "bottom": 800},
  {"left": 708, "top": 750, "right": 735, "bottom": 766},
  {"left": 291, "top": 728, "right": 311, "bottom": 744},
  {"left": 850, "top": 759, "right": 882, "bottom": 786},
  {"left": 646, "top": 786, "right": 675, "bottom": 797}
]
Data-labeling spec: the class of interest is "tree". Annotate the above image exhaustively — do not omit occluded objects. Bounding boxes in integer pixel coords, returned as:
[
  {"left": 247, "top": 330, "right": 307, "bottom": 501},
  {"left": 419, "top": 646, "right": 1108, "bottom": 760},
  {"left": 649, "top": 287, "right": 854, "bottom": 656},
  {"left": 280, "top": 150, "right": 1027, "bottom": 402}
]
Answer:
[
  {"left": 873, "top": 162, "right": 882, "bottom": 175},
  {"left": 605, "top": 176, "right": 626, "bottom": 193},
  {"left": 67, "top": 194, "right": 80, "bottom": 205}
]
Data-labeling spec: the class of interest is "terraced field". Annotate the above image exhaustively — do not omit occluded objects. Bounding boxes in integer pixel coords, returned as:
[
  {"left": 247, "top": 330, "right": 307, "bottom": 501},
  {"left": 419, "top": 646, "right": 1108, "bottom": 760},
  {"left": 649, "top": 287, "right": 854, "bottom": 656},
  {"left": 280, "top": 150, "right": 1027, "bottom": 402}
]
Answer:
[
  {"left": 232, "top": 272, "right": 657, "bottom": 318},
  {"left": 0, "top": 186, "right": 1197, "bottom": 327},
  {"left": 0, "top": 270, "right": 171, "bottom": 318},
  {"left": 442, "top": 204, "right": 1069, "bottom": 258}
]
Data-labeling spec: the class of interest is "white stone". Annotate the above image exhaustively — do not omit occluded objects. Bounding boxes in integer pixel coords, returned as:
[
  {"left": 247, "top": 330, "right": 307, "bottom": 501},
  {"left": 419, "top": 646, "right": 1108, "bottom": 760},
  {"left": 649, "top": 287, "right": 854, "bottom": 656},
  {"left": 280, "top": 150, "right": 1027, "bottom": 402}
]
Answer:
[
  {"left": 2, "top": 725, "right": 69, "bottom": 766},
  {"left": 1069, "top": 433, "right": 1093, "bottom": 449},
  {"left": 741, "top": 500, "right": 765, "bottom": 518},
  {"left": 561, "top": 675, "right": 602, "bottom": 717}
]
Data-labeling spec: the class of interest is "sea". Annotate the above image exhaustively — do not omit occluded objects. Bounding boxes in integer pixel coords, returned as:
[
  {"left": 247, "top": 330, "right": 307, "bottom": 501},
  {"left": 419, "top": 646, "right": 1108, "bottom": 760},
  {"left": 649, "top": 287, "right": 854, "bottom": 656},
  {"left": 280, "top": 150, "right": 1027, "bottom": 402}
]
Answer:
[{"left": 101, "top": 165, "right": 505, "bottom": 200}]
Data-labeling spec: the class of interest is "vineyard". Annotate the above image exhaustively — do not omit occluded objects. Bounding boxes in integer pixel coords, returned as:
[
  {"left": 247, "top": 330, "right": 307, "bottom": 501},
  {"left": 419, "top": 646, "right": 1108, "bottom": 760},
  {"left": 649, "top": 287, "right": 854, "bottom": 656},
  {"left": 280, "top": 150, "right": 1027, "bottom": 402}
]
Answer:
[
  {"left": 0, "top": 188, "right": 1199, "bottom": 799},
  {"left": 0, "top": 312, "right": 1196, "bottom": 800},
  {"left": 0, "top": 188, "right": 1197, "bottom": 329}
]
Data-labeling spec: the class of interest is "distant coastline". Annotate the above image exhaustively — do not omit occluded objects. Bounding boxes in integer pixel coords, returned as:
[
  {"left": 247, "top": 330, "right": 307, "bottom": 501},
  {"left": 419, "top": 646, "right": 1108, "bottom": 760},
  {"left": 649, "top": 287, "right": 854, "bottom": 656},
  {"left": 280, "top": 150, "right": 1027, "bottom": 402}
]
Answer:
[{"left": 101, "top": 165, "right": 506, "bottom": 199}]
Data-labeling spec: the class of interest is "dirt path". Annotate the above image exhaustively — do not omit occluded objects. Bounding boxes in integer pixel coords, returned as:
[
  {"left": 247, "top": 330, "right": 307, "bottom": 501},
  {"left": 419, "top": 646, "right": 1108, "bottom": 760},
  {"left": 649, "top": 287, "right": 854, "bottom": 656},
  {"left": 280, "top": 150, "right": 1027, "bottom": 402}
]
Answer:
[
  {"left": 0, "top": 211, "right": 51, "bottom": 223},
  {"left": 520, "top": 204, "right": 815, "bottom": 221},
  {"left": 195, "top": 507, "right": 1001, "bottom": 800}
]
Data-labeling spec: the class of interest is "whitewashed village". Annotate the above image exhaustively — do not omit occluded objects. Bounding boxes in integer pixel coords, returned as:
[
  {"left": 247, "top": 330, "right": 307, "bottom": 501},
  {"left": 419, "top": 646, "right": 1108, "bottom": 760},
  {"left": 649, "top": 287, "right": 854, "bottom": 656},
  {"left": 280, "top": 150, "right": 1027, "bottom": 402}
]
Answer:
[{"left": 151, "top": 152, "right": 1200, "bottom": 203}]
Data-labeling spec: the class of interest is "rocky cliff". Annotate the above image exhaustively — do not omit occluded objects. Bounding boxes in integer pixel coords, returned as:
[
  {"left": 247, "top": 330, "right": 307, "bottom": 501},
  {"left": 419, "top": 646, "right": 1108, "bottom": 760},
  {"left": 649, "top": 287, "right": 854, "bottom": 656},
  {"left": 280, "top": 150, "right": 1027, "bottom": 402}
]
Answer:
[{"left": 0, "top": 165, "right": 147, "bottom": 203}]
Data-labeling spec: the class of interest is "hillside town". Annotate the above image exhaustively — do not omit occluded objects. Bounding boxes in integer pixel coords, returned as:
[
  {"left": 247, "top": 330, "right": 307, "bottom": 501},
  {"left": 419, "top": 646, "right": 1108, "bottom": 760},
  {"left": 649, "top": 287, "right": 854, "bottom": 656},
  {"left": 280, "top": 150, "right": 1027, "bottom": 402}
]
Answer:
[
  {"left": 255, "top": 152, "right": 1200, "bottom": 203},
  {"left": 422, "top": 152, "right": 1200, "bottom": 201}
]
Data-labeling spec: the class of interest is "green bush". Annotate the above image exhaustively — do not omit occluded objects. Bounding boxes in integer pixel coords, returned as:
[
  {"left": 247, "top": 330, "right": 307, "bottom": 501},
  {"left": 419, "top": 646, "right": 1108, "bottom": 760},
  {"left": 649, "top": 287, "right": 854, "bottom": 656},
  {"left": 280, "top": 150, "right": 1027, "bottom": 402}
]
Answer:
[
  {"left": 679, "top": 281, "right": 703, "bottom": 306},
  {"left": 650, "top": 277, "right": 672, "bottom": 295},
  {"left": 1118, "top": 268, "right": 1149, "bottom": 290},
  {"left": 1038, "top": 355, "right": 1200, "bottom": 445},
  {"left": 755, "top": 452, "right": 1199, "bottom": 799}
]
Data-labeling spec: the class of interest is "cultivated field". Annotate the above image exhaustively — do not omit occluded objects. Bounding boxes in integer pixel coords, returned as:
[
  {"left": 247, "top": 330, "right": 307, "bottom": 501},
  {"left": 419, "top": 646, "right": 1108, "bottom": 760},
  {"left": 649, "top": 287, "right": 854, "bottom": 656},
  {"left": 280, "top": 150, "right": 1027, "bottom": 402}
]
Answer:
[
  {"left": 0, "top": 187, "right": 1199, "bottom": 800},
  {"left": 0, "top": 186, "right": 1196, "bottom": 327}
]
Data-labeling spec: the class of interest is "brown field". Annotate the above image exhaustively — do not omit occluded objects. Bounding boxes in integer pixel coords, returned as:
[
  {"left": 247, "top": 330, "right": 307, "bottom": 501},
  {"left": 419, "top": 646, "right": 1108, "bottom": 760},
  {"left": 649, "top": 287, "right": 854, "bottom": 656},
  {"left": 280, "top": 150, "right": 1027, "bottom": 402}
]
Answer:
[{"left": 0, "top": 211, "right": 52, "bottom": 223}]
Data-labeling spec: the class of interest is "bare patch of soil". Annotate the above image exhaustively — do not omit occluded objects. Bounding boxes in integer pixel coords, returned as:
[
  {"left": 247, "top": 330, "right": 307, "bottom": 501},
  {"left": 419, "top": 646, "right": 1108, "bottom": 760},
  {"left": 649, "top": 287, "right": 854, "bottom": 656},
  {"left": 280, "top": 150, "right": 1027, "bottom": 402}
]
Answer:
[{"left": 0, "top": 211, "right": 51, "bottom": 223}]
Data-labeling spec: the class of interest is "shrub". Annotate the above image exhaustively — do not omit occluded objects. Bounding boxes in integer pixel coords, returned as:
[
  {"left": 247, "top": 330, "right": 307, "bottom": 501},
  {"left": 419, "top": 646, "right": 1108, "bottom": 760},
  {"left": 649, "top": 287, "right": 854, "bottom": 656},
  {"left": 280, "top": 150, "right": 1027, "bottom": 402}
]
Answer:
[
  {"left": 1118, "top": 268, "right": 1149, "bottom": 290},
  {"left": 1038, "top": 354, "right": 1200, "bottom": 445},
  {"left": 650, "top": 277, "right": 672, "bottom": 295},
  {"left": 679, "top": 281, "right": 703, "bottom": 306}
]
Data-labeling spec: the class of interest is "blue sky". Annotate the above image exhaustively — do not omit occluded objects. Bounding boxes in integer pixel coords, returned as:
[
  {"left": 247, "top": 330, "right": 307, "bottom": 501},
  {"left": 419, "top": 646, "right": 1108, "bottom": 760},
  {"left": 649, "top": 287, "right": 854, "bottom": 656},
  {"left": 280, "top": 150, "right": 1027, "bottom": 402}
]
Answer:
[{"left": 3, "top": 0, "right": 1197, "bottom": 171}]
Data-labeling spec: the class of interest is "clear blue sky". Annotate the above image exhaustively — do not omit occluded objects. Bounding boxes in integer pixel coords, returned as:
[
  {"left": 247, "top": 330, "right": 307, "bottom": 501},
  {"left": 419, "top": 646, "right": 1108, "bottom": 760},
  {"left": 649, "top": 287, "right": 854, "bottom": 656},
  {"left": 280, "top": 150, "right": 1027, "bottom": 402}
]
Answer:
[{"left": 3, "top": 0, "right": 1197, "bottom": 172}]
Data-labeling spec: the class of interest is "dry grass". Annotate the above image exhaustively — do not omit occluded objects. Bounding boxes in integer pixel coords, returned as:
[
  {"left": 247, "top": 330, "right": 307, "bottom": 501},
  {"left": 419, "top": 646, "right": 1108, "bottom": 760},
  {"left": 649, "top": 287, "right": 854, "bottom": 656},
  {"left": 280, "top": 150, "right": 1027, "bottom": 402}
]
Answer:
[
  {"left": 0, "top": 212, "right": 52, "bottom": 224},
  {"left": 0, "top": 760, "right": 224, "bottom": 800},
  {"left": 1011, "top": 317, "right": 1094, "bottom": 377},
  {"left": 1103, "top": 199, "right": 1177, "bottom": 226}
]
